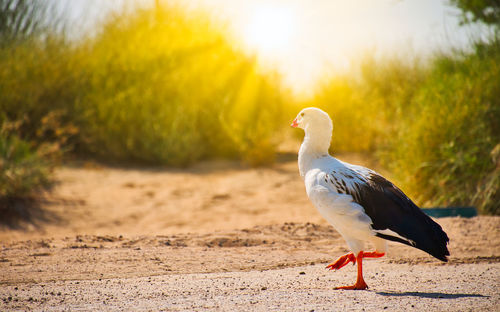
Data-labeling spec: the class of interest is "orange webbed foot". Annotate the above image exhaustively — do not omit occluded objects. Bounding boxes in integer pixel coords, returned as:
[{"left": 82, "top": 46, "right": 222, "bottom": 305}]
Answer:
[
  {"left": 328, "top": 251, "right": 385, "bottom": 290},
  {"left": 332, "top": 251, "right": 375, "bottom": 290},
  {"left": 334, "top": 280, "right": 368, "bottom": 290},
  {"left": 326, "top": 253, "right": 356, "bottom": 271}
]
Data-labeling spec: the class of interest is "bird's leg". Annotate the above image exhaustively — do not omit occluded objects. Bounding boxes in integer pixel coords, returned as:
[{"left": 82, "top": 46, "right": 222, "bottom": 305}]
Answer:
[
  {"left": 362, "top": 251, "right": 385, "bottom": 258},
  {"left": 326, "top": 251, "right": 384, "bottom": 289},
  {"left": 334, "top": 251, "right": 368, "bottom": 290},
  {"left": 326, "top": 253, "right": 356, "bottom": 271}
]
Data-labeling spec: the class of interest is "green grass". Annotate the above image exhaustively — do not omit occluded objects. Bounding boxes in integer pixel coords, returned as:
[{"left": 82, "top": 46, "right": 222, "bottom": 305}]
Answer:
[
  {"left": 0, "top": 4, "right": 498, "bottom": 214},
  {"left": 79, "top": 7, "right": 288, "bottom": 166},
  {"left": 0, "top": 131, "right": 51, "bottom": 198},
  {"left": 0, "top": 5, "right": 288, "bottom": 168},
  {"left": 389, "top": 42, "right": 500, "bottom": 215},
  {"left": 311, "top": 42, "right": 500, "bottom": 214}
]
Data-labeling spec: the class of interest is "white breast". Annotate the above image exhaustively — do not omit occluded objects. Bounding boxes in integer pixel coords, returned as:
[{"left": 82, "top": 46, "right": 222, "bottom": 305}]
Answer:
[{"left": 305, "top": 167, "right": 373, "bottom": 233}]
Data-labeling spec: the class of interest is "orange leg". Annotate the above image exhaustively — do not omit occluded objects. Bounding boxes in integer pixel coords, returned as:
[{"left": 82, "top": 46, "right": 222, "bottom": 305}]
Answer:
[
  {"left": 331, "top": 251, "right": 386, "bottom": 290},
  {"left": 326, "top": 251, "right": 385, "bottom": 271},
  {"left": 326, "top": 253, "right": 356, "bottom": 271},
  {"left": 334, "top": 251, "right": 368, "bottom": 290},
  {"left": 362, "top": 251, "right": 385, "bottom": 259}
]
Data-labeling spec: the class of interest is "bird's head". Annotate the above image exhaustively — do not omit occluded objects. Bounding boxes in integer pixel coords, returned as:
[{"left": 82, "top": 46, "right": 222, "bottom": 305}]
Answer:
[
  {"left": 291, "top": 107, "right": 333, "bottom": 156},
  {"left": 291, "top": 107, "right": 333, "bottom": 134}
]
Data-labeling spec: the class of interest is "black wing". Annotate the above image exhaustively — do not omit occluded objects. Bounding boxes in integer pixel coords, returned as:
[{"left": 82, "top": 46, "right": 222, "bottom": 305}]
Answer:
[{"left": 346, "top": 171, "right": 450, "bottom": 262}]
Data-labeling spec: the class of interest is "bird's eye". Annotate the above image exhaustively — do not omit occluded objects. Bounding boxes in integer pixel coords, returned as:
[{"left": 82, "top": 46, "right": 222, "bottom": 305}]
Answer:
[{"left": 300, "top": 112, "right": 304, "bottom": 117}]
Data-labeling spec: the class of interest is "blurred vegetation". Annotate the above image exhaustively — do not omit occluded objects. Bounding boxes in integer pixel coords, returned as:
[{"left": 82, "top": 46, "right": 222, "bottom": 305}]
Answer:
[
  {"left": 1, "top": 5, "right": 288, "bottom": 167},
  {"left": 308, "top": 1, "right": 499, "bottom": 215},
  {"left": 449, "top": 0, "right": 499, "bottom": 30},
  {"left": 0, "top": 0, "right": 48, "bottom": 45},
  {"left": 77, "top": 7, "right": 286, "bottom": 166},
  {"left": 311, "top": 41, "right": 500, "bottom": 215},
  {"left": 0, "top": 0, "right": 61, "bottom": 211},
  {"left": 0, "top": 3, "right": 288, "bottom": 209},
  {"left": 0, "top": 120, "right": 52, "bottom": 198},
  {"left": 1, "top": 1, "right": 498, "bottom": 216}
]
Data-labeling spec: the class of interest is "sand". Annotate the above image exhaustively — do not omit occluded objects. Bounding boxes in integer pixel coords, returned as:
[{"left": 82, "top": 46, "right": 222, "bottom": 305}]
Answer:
[{"left": 1, "top": 157, "right": 499, "bottom": 311}]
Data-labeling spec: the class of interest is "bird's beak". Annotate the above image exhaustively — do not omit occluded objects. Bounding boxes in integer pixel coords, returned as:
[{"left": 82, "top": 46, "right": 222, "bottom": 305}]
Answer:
[{"left": 291, "top": 118, "right": 299, "bottom": 128}]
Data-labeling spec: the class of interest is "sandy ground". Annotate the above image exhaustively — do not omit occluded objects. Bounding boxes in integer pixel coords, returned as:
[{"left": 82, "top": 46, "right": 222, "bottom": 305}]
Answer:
[
  {"left": 0, "top": 153, "right": 384, "bottom": 241},
  {"left": 1, "top": 156, "right": 499, "bottom": 311}
]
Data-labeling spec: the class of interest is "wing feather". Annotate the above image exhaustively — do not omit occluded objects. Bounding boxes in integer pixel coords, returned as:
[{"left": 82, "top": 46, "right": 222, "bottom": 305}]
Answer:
[{"left": 328, "top": 164, "right": 450, "bottom": 262}]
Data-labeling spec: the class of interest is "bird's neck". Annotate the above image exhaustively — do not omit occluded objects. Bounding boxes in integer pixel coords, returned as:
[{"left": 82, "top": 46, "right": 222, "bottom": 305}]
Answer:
[{"left": 298, "top": 126, "right": 332, "bottom": 177}]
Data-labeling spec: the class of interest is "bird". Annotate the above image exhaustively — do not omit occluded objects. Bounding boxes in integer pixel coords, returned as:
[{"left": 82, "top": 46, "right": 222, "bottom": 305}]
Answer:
[{"left": 291, "top": 107, "right": 449, "bottom": 290}]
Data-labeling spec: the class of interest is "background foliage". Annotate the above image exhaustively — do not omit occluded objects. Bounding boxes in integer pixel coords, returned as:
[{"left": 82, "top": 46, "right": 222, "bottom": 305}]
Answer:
[
  {"left": 1, "top": 5, "right": 288, "bottom": 167},
  {"left": 0, "top": 1, "right": 498, "bottom": 214},
  {"left": 311, "top": 43, "right": 499, "bottom": 214}
]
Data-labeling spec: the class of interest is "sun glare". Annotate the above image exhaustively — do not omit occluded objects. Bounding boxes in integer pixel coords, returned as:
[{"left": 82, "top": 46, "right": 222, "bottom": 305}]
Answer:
[{"left": 244, "top": 6, "right": 295, "bottom": 58}]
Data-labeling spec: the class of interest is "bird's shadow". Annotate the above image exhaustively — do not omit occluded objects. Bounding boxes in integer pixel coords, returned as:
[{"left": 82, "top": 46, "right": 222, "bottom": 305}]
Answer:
[{"left": 375, "top": 290, "right": 488, "bottom": 300}]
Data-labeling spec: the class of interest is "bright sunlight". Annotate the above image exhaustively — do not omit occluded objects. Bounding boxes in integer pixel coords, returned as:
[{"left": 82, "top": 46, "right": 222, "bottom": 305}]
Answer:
[{"left": 244, "top": 5, "right": 296, "bottom": 58}]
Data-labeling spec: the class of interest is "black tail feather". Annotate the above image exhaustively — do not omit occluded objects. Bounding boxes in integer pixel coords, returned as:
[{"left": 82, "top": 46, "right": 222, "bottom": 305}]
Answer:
[
  {"left": 376, "top": 227, "right": 450, "bottom": 262},
  {"left": 351, "top": 171, "right": 450, "bottom": 262}
]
